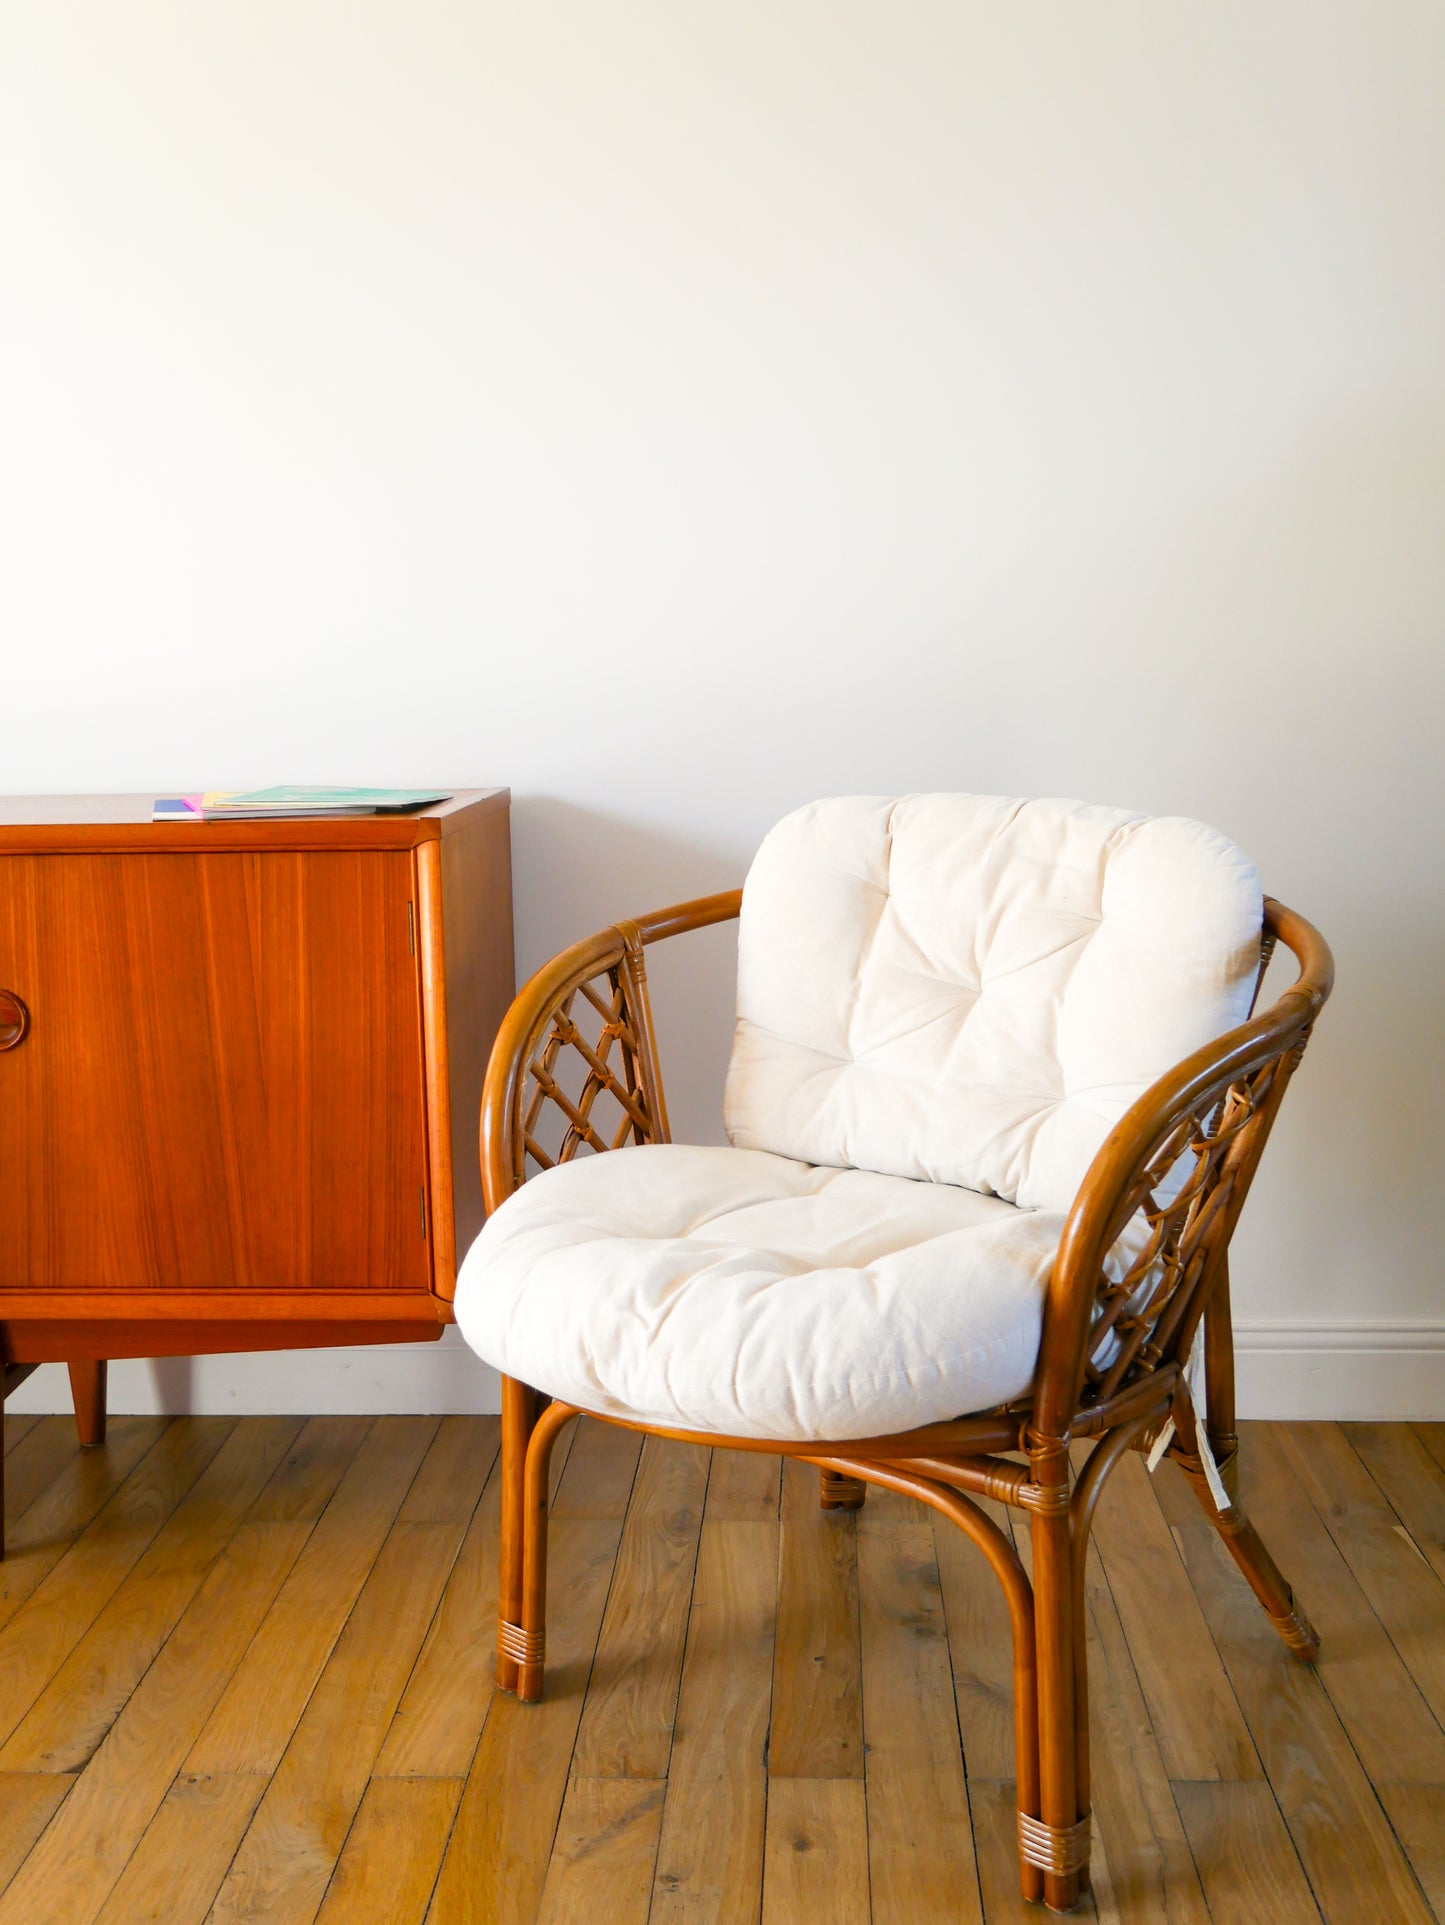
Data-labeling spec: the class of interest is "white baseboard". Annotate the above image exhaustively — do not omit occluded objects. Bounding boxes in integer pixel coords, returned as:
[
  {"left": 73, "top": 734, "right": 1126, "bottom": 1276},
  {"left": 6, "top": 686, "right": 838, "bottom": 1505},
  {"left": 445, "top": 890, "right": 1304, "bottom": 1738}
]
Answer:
[
  {"left": 7, "top": 1322, "right": 1444, "bottom": 1422},
  {"left": 5, "top": 1326, "right": 502, "bottom": 1419},
  {"left": 1233, "top": 1320, "right": 1445, "bottom": 1421}
]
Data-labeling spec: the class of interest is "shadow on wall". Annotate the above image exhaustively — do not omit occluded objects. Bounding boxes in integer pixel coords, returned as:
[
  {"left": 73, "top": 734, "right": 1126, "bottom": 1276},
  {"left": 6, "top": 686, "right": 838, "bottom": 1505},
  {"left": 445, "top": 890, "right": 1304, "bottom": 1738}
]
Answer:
[
  {"left": 149, "top": 1355, "right": 195, "bottom": 1413},
  {"left": 1233, "top": 902, "right": 1445, "bottom": 1319},
  {"left": 509, "top": 795, "right": 748, "bottom": 1148}
]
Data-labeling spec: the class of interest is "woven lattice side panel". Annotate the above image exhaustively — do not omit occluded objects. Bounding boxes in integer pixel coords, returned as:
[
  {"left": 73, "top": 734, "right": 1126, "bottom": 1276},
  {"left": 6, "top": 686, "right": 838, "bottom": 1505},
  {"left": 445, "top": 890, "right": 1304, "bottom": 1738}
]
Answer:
[
  {"left": 1083, "top": 1054, "right": 1284, "bottom": 1404},
  {"left": 520, "top": 966, "right": 661, "bottom": 1179}
]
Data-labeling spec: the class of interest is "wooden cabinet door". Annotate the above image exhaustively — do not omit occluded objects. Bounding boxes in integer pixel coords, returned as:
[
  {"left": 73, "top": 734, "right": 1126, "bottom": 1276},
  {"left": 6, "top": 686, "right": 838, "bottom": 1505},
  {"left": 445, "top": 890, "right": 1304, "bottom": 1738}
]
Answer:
[{"left": 0, "top": 851, "right": 431, "bottom": 1297}]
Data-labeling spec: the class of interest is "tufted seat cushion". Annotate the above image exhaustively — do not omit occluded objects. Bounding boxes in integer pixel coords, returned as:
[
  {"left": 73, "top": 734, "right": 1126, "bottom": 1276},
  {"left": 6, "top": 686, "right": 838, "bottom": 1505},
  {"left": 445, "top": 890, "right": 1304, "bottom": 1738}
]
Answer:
[
  {"left": 725, "top": 794, "right": 1263, "bottom": 1211},
  {"left": 453, "top": 1143, "right": 1065, "bottom": 1439}
]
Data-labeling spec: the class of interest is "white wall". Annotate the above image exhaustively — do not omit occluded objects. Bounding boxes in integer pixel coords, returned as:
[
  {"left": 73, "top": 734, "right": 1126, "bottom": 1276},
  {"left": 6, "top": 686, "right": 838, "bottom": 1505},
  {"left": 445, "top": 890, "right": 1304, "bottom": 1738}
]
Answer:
[{"left": 4, "top": 3, "right": 1442, "bottom": 1420}]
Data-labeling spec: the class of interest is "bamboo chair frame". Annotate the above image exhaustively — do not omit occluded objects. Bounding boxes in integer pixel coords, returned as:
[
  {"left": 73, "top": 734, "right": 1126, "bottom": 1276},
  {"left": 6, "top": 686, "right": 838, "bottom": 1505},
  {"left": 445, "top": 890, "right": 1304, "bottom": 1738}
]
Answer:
[{"left": 479, "top": 887, "right": 1333, "bottom": 1913}]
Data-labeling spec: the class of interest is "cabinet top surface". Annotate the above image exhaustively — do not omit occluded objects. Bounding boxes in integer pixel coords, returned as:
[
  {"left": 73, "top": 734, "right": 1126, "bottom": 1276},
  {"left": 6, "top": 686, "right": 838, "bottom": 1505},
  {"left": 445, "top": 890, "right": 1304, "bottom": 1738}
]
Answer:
[{"left": 0, "top": 789, "right": 508, "bottom": 853}]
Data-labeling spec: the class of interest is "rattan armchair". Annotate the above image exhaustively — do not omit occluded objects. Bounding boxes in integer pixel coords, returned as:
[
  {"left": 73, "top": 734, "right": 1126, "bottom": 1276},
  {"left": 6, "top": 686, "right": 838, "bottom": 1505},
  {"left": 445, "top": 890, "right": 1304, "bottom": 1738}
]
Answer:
[{"left": 463, "top": 801, "right": 1332, "bottom": 1913}]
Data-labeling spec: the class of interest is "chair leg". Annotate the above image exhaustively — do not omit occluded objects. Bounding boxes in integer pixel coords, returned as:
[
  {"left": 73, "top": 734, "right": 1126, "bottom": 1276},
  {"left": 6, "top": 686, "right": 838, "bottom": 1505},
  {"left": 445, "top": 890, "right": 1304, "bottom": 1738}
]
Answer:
[
  {"left": 497, "top": 1388, "right": 578, "bottom": 1705},
  {"left": 1191, "top": 1270, "right": 1319, "bottom": 1662},
  {"left": 819, "top": 1467, "right": 866, "bottom": 1510},
  {"left": 1028, "top": 1509, "right": 1091, "bottom": 1913},
  {"left": 497, "top": 1375, "right": 537, "bottom": 1697}
]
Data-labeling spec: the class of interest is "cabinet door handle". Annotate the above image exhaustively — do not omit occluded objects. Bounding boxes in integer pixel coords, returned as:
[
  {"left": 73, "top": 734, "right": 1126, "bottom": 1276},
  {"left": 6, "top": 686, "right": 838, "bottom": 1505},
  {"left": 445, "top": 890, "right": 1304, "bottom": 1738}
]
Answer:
[{"left": 0, "top": 990, "right": 30, "bottom": 1051}]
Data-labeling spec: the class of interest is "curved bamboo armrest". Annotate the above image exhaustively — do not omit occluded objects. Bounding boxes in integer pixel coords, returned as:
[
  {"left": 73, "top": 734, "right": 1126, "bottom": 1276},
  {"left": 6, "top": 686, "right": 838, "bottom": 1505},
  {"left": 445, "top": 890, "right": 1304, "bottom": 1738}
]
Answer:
[
  {"left": 1033, "top": 897, "right": 1335, "bottom": 1443},
  {"left": 480, "top": 889, "right": 741, "bottom": 1213}
]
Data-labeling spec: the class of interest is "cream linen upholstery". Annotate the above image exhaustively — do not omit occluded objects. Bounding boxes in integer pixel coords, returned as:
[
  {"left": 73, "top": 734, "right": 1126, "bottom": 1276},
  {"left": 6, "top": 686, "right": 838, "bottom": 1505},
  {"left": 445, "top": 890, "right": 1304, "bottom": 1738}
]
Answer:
[
  {"left": 456, "top": 792, "right": 1264, "bottom": 1441},
  {"left": 725, "top": 794, "right": 1263, "bottom": 1211},
  {"left": 454, "top": 1144, "right": 1062, "bottom": 1439}
]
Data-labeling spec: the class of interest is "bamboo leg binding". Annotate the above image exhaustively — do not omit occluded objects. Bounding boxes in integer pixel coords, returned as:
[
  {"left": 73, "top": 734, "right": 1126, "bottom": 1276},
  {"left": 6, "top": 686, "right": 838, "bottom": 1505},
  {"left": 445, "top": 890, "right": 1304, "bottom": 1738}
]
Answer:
[{"left": 818, "top": 1467, "right": 867, "bottom": 1510}]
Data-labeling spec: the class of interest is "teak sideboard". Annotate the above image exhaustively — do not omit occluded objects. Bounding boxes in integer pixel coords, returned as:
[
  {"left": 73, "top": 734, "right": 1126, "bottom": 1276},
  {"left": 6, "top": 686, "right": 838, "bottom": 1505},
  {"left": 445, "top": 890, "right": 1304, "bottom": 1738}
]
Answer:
[{"left": 0, "top": 791, "right": 514, "bottom": 1546}]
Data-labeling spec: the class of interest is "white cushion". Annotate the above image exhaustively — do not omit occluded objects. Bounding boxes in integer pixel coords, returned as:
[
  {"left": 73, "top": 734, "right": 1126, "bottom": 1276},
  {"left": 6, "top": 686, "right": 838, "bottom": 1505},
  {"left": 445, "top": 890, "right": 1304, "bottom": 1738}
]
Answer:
[
  {"left": 454, "top": 1143, "right": 1063, "bottom": 1440},
  {"left": 724, "top": 794, "right": 1263, "bottom": 1211}
]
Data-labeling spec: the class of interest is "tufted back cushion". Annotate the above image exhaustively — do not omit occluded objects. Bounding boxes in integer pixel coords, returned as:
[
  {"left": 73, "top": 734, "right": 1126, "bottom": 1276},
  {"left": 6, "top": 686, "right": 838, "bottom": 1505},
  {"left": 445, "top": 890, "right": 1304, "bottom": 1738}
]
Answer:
[{"left": 723, "top": 794, "right": 1264, "bottom": 1212}]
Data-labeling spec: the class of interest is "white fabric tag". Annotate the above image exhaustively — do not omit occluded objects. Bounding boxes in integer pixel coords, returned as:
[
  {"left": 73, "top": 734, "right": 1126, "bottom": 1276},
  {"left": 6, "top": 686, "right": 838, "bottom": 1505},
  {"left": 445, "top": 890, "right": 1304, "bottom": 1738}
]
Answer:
[
  {"left": 1146, "top": 1332, "right": 1231, "bottom": 1512},
  {"left": 1183, "top": 1333, "right": 1233, "bottom": 1512},
  {"left": 1195, "top": 1418, "right": 1233, "bottom": 1513}
]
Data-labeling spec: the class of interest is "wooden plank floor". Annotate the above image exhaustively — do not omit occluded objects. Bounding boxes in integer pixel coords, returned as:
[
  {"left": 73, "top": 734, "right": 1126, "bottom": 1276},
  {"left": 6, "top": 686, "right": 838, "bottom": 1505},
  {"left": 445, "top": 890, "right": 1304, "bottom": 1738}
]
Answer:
[{"left": 1, "top": 1412, "right": 1442, "bottom": 1923}]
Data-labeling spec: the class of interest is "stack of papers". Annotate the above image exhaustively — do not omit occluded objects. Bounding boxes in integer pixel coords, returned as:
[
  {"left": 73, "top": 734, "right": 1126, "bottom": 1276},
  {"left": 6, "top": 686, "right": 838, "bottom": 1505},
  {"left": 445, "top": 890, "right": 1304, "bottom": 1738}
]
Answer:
[{"left": 153, "top": 787, "right": 453, "bottom": 822}]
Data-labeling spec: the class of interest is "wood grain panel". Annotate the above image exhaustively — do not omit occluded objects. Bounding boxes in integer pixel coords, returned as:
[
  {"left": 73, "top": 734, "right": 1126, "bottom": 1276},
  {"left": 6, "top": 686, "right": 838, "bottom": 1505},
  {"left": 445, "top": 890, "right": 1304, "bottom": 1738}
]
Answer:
[
  {"left": 0, "top": 850, "right": 430, "bottom": 1298},
  {"left": 763, "top": 1778, "right": 869, "bottom": 1925},
  {"left": 0, "top": 1772, "right": 73, "bottom": 1895},
  {"left": 536, "top": 1777, "right": 666, "bottom": 1925},
  {"left": 0, "top": 1418, "right": 297, "bottom": 1772},
  {"left": 206, "top": 1423, "right": 488, "bottom": 1921},
  {"left": 769, "top": 1457, "right": 862, "bottom": 1779},
  {"left": 3, "top": 1415, "right": 40, "bottom": 1455},
  {"left": 185, "top": 1416, "right": 437, "bottom": 1776},
  {"left": 933, "top": 1494, "right": 1019, "bottom": 1782},
  {"left": 704, "top": 1446, "right": 781, "bottom": 1521},
  {"left": 1376, "top": 1783, "right": 1445, "bottom": 1921},
  {"left": 1415, "top": 1423, "right": 1445, "bottom": 1476},
  {"left": 1344, "top": 1420, "right": 1445, "bottom": 1589},
  {"left": 570, "top": 1436, "right": 709, "bottom": 1780},
  {"left": 1244, "top": 1425, "right": 1445, "bottom": 1791},
  {"left": 95, "top": 1772, "right": 268, "bottom": 1925},
  {"left": 0, "top": 1419, "right": 167, "bottom": 1630},
  {"left": 1074, "top": 1541, "right": 1209, "bottom": 1923},
  {"left": 1089, "top": 1453, "right": 1262, "bottom": 1781},
  {"left": 1172, "top": 1781, "right": 1321, "bottom": 1923},
  {"left": 1276, "top": 1421, "right": 1445, "bottom": 1731},
  {"left": 551, "top": 1415, "right": 643, "bottom": 1520},
  {"left": 650, "top": 1520, "right": 777, "bottom": 1923},
  {"left": 858, "top": 1516, "right": 983, "bottom": 1925},
  {"left": 1153, "top": 1451, "right": 1435, "bottom": 1923},
  {"left": 427, "top": 1517, "right": 622, "bottom": 1925},
  {"left": 0, "top": 1518, "right": 310, "bottom": 1923},
  {"left": 0, "top": 1418, "right": 230, "bottom": 1732},
  {"left": 374, "top": 1424, "right": 502, "bottom": 1779},
  {"left": 0, "top": 1417, "right": 87, "bottom": 1524},
  {"left": 209, "top": 1517, "right": 469, "bottom": 1925},
  {"left": 315, "top": 1775, "right": 462, "bottom": 1925},
  {"left": 245, "top": 1414, "right": 375, "bottom": 1523}
]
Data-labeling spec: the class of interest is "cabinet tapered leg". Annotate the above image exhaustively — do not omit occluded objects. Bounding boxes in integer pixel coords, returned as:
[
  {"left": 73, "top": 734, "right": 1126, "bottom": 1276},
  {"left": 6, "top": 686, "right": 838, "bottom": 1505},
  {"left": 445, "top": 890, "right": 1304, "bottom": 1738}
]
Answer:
[{"left": 68, "top": 1359, "right": 107, "bottom": 1448}]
